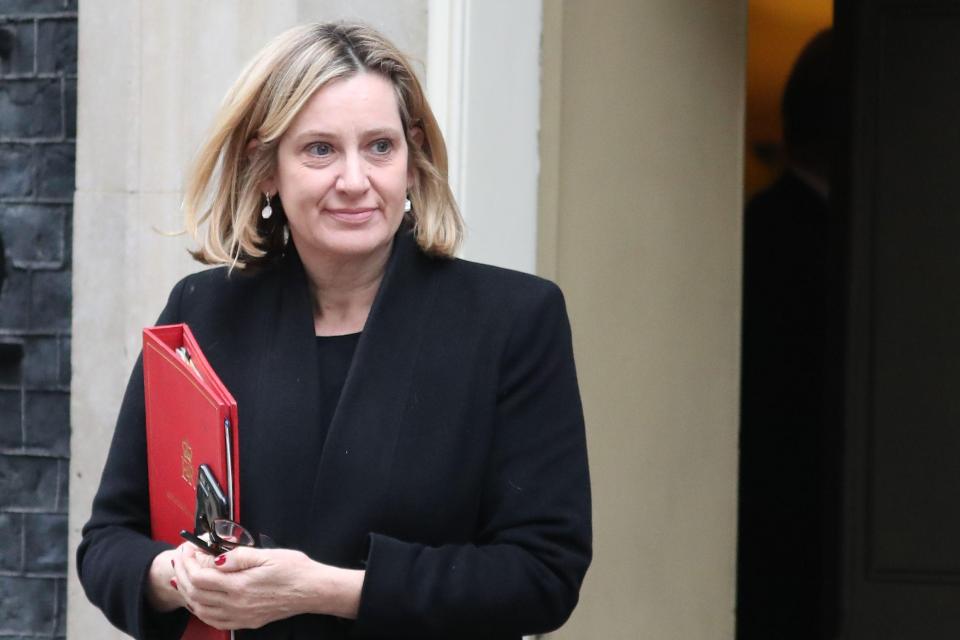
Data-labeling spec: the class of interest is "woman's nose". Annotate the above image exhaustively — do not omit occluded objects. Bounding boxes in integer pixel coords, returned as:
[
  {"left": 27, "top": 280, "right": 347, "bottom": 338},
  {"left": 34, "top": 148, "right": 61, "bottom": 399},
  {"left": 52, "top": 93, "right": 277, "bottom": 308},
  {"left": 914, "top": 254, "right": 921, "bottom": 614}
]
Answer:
[{"left": 336, "top": 152, "right": 370, "bottom": 194}]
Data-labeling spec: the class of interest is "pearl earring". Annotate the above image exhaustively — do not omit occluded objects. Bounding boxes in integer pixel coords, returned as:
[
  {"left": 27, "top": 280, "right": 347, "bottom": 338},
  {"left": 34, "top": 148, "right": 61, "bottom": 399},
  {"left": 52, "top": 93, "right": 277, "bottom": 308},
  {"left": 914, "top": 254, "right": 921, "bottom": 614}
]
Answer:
[
  {"left": 261, "top": 192, "right": 273, "bottom": 220},
  {"left": 403, "top": 197, "right": 412, "bottom": 213}
]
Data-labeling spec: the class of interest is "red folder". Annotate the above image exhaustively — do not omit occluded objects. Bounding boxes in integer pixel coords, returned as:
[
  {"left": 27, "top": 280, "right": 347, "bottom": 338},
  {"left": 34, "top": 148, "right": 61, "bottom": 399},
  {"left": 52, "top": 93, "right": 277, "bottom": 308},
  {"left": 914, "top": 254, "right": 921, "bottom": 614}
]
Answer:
[{"left": 143, "top": 323, "right": 240, "bottom": 640}]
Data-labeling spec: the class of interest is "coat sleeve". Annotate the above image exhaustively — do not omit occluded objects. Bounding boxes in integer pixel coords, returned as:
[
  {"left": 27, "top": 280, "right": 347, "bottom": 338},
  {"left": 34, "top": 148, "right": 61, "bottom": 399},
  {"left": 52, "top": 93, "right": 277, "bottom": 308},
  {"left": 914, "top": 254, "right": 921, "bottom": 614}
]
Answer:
[
  {"left": 76, "top": 279, "right": 191, "bottom": 640},
  {"left": 353, "top": 282, "right": 592, "bottom": 638}
]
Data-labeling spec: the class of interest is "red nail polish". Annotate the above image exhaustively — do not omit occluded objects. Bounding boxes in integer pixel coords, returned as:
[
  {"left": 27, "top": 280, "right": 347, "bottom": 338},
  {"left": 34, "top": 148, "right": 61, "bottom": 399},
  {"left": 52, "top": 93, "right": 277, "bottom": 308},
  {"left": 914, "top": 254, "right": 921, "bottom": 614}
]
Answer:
[
  {"left": 215, "top": 555, "right": 226, "bottom": 566},
  {"left": 170, "top": 578, "right": 178, "bottom": 590}
]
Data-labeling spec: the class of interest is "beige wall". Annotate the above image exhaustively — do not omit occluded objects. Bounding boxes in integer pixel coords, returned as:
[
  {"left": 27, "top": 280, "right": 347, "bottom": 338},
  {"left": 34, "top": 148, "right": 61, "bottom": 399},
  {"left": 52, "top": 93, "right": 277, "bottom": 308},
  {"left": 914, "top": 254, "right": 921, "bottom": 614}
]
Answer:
[{"left": 540, "top": 1, "right": 746, "bottom": 637}]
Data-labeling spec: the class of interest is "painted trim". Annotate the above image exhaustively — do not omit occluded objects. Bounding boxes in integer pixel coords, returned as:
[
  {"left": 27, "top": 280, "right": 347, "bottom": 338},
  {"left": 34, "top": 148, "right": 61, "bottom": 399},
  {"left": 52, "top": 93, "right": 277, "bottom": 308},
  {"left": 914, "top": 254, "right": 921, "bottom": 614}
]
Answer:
[
  {"left": 427, "top": 0, "right": 542, "bottom": 275},
  {"left": 426, "top": 0, "right": 468, "bottom": 206}
]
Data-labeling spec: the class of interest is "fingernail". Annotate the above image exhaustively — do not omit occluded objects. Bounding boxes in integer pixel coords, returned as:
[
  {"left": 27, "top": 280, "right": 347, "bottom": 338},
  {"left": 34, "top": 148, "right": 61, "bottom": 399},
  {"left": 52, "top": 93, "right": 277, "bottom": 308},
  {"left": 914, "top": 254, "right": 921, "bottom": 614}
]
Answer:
[
  {"left": 215, "top": 555, "right": 226, "bottom": 566},
  {"left": 170, "top": 578, "right": 178, "bottom": 590}
]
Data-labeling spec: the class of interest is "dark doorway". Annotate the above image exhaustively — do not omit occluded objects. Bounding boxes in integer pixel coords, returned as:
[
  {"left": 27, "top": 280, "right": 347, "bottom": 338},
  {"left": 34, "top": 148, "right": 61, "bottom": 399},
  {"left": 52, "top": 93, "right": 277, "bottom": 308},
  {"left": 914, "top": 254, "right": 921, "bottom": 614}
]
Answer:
[
  {"left": 737, "top": 3, "right": 839, "bottom": 637},
  {"left": 740, "top": 1, "right": 960, "bottom": 638}
]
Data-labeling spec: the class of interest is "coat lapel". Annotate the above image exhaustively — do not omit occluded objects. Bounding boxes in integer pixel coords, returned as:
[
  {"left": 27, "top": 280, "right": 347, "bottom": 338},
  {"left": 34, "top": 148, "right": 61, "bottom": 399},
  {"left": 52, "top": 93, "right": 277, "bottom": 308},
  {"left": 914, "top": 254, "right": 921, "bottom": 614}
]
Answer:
[
  {"left": 306, "top": 229, "right": 439, "bottom": 562},
  {"left": 238, "top": 248, "right": 322, "bottom": 545}
]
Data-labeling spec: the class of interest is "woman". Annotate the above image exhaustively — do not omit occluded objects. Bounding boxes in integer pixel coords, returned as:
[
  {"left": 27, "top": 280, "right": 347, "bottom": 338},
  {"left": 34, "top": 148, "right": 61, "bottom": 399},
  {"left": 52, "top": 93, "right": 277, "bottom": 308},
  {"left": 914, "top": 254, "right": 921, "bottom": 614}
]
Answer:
[{"left": 78, "top": 22, "right": 591, "bottom": 639}]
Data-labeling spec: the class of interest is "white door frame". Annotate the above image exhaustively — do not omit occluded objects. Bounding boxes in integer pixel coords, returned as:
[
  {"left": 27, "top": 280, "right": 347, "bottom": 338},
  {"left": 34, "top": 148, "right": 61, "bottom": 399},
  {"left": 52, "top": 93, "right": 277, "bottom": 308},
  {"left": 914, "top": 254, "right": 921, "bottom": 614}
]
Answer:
[{"left": 427, "top": 0, "right": 543, "bottom": 274}]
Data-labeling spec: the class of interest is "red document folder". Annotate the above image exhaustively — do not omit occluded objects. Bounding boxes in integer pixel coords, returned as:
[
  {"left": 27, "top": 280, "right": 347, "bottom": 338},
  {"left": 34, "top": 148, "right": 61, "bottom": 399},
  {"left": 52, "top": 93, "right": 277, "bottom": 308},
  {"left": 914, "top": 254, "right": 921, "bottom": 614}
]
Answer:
[{"left": 143, "top": 323, "right": 240, "bottom": 640}]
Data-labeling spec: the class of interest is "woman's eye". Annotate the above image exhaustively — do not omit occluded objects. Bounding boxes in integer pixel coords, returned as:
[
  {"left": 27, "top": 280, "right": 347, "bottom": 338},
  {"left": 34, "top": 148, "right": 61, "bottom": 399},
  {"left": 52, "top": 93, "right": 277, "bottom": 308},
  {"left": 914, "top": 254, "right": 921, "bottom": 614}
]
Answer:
[
  {"left": 307, "top": 142, "right": 332, "bottom": 157},
  {"left": 372, "top": 139, "right": 392, "bottom": 154}
]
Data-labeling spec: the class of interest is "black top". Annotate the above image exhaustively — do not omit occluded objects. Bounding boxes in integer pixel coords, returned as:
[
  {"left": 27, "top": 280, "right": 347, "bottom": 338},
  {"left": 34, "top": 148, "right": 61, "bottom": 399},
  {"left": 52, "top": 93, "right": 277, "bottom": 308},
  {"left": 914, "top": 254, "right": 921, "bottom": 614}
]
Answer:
[{"left": 315, "top": 333, "right": 361, "bottom": 451}]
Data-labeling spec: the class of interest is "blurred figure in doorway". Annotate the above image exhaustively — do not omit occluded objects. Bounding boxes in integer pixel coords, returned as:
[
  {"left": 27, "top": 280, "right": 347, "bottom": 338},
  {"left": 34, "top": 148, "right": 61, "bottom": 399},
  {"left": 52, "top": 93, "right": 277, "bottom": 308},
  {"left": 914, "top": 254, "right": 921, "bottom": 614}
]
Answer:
[{"left": 737, "top": 28, "right": 840, "bottom": 640}]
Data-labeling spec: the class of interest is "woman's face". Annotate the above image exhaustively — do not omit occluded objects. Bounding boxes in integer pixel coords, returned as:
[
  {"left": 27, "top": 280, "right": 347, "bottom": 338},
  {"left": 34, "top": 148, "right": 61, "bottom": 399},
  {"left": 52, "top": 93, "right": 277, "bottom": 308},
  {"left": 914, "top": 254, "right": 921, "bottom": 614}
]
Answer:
[{"left": 269, "top": 72, "right": 411, "bottom": 265}]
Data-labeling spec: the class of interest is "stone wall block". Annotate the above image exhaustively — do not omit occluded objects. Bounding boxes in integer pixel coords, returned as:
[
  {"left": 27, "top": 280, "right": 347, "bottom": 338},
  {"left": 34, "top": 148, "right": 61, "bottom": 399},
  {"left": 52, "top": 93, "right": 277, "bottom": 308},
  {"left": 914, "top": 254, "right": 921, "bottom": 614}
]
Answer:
[
  {"left": 36, "top": 144, "right": 75, "bottom": 200},
  {"left": 24, "top": 391, "right": 69, "bottom": 455},
  {"left": 58, "top": 335, "right": 69, "bottom": 386},
  {"left": 30, "top": 269, "right": 70, "bottom": 331},
  {"left": 0, "top": 79, "right": 62, "bottom": 138},
  {"left": 0, "top": 20, "right": 35, "bottom": 77},
  {"left": 55, "top": 459, "right": 67, "bottom": 511},
  {"left": 0, "top": 268, "right": 30, "bottom": 329},
  {"left": 0, "top": 1, "right": 73, "bottom": 14},
  {"left": 0, "top": 389, "right": 21, "bottom": 447},
  {"left": 64, "top": 77, "right": 75, "bottom": 138},
  {"left": 0, "top": 205, "right": 65, "bottom": 268},
  {"left": 0, "top": 512, "right": 23, "bottom": 571},
  {"left": 62, "top": 210, "right": 72, "bottom": 268},
  {"left": 23, "top": 512, "right": 67, "bottom": 573},
  {"left": 55, "top": 577, "right": 66, "bottom": 636},
  {"left": 36, "top": 19, "right": 76, "bottom": 75},
  {"left": 22, "top": 337, "right": 59, "bottom": 387},
  {"left": 0, "top": 455, "right": 59, "bottom": 509},
  {"left": 0, "top": 144, "right": 34, "bottom": 198},
  {"left": 0, "top": 576, "right": 55, "bottom": 634}
]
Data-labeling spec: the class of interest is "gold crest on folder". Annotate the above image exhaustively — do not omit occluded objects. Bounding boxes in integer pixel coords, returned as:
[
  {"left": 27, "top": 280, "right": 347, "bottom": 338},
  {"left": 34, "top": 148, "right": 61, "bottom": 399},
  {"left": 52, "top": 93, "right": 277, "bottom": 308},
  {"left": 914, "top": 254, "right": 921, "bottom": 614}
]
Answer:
[{"left": 181, "top": 439, "right": 194, "bottom": 487}]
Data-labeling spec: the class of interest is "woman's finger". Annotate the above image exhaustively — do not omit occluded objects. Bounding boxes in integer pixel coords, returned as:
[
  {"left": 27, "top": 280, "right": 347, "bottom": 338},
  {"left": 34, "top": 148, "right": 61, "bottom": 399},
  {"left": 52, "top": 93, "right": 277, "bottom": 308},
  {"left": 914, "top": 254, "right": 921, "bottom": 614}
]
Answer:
[
  {"left": 177, "top": 546, "right": 229, "bottom": 605},
  {"left": 185, "top": 584, "right": 234, "bottom": 610},
  {"left": 170, "top": 545, "right": 193, "bottom": 598},
  {"left": 211, "top": 546, "right": 264, "bottom": 573},
  {"left": 183, "top": 560, "right": 231, "bottom": 595}
]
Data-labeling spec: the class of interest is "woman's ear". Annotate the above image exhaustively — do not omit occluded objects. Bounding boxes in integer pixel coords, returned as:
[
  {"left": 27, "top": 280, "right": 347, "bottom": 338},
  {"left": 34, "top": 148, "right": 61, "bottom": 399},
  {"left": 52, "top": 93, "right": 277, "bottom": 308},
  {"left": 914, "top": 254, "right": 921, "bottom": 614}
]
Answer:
[
  {"left": 407, "top": 126, "right": 424, "bottom": 187},
  {"left": 409, "top": 126, "right": 425, "bottom": 151},
  {"left": 246, "top": 138, "right": 276, "bottom": 195}
]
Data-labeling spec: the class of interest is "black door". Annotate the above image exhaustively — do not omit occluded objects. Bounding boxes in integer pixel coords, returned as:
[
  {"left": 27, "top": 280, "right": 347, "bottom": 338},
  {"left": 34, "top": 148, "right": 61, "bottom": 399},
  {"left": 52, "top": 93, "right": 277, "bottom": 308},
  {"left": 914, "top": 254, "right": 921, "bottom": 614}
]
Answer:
[{"left": 839, "top": 0, "right": 960, "bottom": 636}]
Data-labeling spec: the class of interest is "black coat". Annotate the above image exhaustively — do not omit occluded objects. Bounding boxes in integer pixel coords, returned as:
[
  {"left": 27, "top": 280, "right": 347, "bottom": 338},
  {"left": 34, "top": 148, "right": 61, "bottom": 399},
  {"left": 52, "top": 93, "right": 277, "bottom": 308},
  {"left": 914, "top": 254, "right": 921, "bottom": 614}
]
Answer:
[{"left": 77, "top": 228, "right": 592, "bottom": 639}]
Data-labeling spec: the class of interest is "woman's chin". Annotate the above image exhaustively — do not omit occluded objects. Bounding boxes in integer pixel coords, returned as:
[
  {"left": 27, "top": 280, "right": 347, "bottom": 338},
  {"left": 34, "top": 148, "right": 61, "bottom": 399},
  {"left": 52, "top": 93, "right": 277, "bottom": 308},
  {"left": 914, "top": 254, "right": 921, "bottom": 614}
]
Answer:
[{"left": 297, "top": 228, "right": 394, "bottom": 262}]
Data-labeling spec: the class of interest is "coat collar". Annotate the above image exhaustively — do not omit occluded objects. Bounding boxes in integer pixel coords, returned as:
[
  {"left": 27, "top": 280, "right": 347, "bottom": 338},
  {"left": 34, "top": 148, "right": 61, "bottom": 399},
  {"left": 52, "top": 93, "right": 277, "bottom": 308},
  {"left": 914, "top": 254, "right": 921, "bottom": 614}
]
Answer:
[{"left": 243, "top": 227, "right": 440, "bottom": 561}]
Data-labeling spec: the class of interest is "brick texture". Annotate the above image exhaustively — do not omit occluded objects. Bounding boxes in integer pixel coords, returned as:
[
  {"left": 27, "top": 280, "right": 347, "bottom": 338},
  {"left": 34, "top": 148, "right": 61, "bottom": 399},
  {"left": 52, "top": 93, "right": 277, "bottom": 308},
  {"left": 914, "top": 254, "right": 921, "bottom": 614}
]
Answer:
[
  {"left": 0, "top": 205, "right": 67, "bottom": 268},
  {"left": 36, "top": 19, "right": 76, "bottom": 75},
  {"left": 0, "top": 512, "right": 23, "bottom": 571},
  {"left": 0, "top": 4, "right": 75, "bottom": 638},
  {"left": 0, "top": 78, "right": 62, "bottom": 138},
  {"left": 0, "top": 19, "right": 35, "bottom": 76},
  {"left": 0, "top": 144, "right": 33, "bottom": 197},
  {"left": 23, "top": 512, "right": 67, "bottom": 573},
  {"left": 0, "top": 576, "right": 57, "bottom": 634}
]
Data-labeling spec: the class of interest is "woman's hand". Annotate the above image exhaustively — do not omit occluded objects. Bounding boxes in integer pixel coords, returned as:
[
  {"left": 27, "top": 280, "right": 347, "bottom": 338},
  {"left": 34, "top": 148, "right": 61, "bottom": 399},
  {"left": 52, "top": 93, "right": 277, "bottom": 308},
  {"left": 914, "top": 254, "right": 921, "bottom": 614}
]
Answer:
[
  {"left": 171, "top": 544, "right": 365, "bottom": 631},
  {"left": 145, "top": 548, "right": 186, "bottom": 613}
]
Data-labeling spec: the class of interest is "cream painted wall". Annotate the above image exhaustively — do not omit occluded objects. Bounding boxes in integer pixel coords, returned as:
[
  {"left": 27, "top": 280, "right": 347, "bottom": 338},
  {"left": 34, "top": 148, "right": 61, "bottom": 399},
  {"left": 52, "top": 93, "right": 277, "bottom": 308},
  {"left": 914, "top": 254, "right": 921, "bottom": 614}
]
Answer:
[
  {"left": 68, "top": 3, "right": 426, "bottom": 637},
  {"left": 539, "top": 1, "right": 746, "bottom": 638}
]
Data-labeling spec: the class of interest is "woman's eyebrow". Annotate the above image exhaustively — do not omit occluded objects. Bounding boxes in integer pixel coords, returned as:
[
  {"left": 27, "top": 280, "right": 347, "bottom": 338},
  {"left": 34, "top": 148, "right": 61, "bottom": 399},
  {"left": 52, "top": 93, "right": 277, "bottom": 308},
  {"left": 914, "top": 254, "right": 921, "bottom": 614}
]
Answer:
[
  {"left": 292, "top": 129, "right": 337, "bottom": 142},
  {"left": 362, "top": 127, "right": 402, "bottom": 139},
  {"left": 292, "top": 127, "right": 402, "bottom": 143}
]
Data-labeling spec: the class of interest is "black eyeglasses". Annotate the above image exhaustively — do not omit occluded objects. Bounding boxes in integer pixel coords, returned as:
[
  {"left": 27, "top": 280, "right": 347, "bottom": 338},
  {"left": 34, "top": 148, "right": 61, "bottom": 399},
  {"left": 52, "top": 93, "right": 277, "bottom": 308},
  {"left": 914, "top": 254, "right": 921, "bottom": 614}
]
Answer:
[
  {"left": 179, "top": 463, "right": 274, "bottom": 555},
  {"left": 181, "top": 513, "right": 264, "bottom": 556}
]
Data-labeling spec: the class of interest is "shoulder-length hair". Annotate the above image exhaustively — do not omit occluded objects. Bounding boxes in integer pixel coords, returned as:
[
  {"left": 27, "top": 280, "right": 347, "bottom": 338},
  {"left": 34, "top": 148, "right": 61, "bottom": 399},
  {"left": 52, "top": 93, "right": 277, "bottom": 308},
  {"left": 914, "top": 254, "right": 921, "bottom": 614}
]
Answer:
[{"left": 183, "top": 22, "right": 463, "bottom": 270}]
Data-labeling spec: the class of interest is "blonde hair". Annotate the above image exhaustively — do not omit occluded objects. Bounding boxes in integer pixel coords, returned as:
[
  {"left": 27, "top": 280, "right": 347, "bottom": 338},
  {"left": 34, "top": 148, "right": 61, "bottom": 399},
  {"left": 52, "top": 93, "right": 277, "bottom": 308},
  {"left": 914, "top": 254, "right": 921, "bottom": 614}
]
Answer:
[{"left": 183, "top": 22, "right": 463, "bottom": 270}]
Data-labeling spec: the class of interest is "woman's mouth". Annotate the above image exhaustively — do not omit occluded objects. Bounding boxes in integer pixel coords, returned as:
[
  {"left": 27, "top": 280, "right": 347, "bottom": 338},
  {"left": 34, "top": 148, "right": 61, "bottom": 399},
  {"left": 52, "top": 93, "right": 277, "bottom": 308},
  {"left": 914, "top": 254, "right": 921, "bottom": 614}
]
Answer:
[{"left": 326, "top": 208, "right": 377, "bottom": 224}]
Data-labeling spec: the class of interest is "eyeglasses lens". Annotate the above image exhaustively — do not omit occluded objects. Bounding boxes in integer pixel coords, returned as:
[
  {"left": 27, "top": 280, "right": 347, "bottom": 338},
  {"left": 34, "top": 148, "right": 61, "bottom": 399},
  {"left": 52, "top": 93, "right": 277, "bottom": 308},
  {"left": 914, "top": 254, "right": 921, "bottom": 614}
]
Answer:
[{"left": 213, "top": 519, "right": 256, "bottom": 547}]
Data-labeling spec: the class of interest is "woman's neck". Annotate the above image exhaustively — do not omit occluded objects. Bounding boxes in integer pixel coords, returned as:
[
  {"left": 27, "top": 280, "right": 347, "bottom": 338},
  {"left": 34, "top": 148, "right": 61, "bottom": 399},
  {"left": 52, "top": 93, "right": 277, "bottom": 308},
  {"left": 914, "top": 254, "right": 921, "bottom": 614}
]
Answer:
[{"left": 298, "top": 243, "right": 391, "bottom": 337}]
